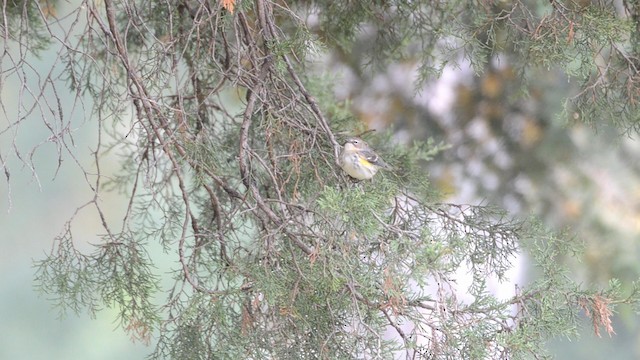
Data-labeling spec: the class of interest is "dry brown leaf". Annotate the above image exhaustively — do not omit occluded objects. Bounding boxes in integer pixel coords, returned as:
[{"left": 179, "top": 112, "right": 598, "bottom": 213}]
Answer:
[
  {"left": 222, "top": 0, "right": 236, "bottom": 14},
  {"left": 567, "top": 21, "right": 575, "bottom": 44},
  {"left": 579, "top": 294, "right": 616, "bottom": 338},
  {"left": 40, "top": 0, "right": 57, "bottom": 18},
  {"left": 125, "top": 317, "right": 152, "bottom": 345}
]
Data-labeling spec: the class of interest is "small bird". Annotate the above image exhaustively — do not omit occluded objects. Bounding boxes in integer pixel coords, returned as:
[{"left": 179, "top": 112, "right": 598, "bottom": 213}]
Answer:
[{"left": 340, "top": 137, "right": 391, "bottom": 180}]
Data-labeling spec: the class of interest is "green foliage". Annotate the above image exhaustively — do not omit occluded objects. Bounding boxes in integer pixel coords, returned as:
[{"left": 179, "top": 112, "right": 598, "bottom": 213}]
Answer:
[
  {"left": 313, "top": 0, "right": 640, "bottom": 130},
  {"left": 34, "top": 232, "right": 159, "bottom": 342},
  {"left": 462, "top": 1, "right": 640, "bottom": 130},
  {"left": 6, "top": 0, "right": 640, "bottom": 359},
  {"left": 2, "top": 0, "right": 52, "bottom": 54}
]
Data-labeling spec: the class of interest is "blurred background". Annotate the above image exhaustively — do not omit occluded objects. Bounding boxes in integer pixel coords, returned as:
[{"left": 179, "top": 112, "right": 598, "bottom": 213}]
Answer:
[
  {"left": 2, "top": 1, "right": 640, "bottom": 359},
  {"left": 0, "top": 108, "right": 151, "bottom": 358}
]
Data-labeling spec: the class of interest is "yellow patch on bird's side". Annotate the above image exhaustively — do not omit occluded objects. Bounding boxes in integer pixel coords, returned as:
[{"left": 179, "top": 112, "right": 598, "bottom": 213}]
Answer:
[{"left": 358, "top": 157, "right": 372, "bottom": 167}]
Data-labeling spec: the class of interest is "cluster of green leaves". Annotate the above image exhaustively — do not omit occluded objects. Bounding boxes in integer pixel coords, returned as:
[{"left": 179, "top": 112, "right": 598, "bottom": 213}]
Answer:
[
  {"left": 308, "top": 0, "right": 640, "bottom": 131},
  {"left": 16, "top": 0, "right": 640, "bottom": 359},
  {"left": 3, "top": 0, "right": 52, "bottom": 54},
  {"left": 459, "top": 1, "right": 640, "bottom": 130},
  {"left": 35, "top": 232, "right": 159, "bottom": 343}
]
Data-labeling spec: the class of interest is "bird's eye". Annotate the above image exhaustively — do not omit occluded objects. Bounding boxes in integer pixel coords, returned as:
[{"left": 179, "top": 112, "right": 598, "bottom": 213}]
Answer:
[{"left": 352, "top": 140, "right": 359, "bottom": 144}]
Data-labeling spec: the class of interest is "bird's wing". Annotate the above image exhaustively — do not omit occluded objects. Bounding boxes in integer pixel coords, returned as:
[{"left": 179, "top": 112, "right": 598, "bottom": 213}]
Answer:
[{"left": 361, "top": 149, "right": 390, "bottom": 169}]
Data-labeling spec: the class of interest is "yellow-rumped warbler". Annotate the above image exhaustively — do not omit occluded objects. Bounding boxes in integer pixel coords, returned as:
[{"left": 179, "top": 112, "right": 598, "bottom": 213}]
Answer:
[{"left": 340, "top": 137, "right": 391, "bottom": 180}]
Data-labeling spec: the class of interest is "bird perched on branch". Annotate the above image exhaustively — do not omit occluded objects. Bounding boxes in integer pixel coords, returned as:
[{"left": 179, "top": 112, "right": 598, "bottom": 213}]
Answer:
[{"left": 340, "top": 137, "right": 392, "bottom": 180}]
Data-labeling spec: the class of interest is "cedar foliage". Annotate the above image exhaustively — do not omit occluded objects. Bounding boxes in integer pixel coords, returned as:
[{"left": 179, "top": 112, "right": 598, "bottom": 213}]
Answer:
[{"left": 1, "top": 0, "right": 639, "bottom": 358}]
